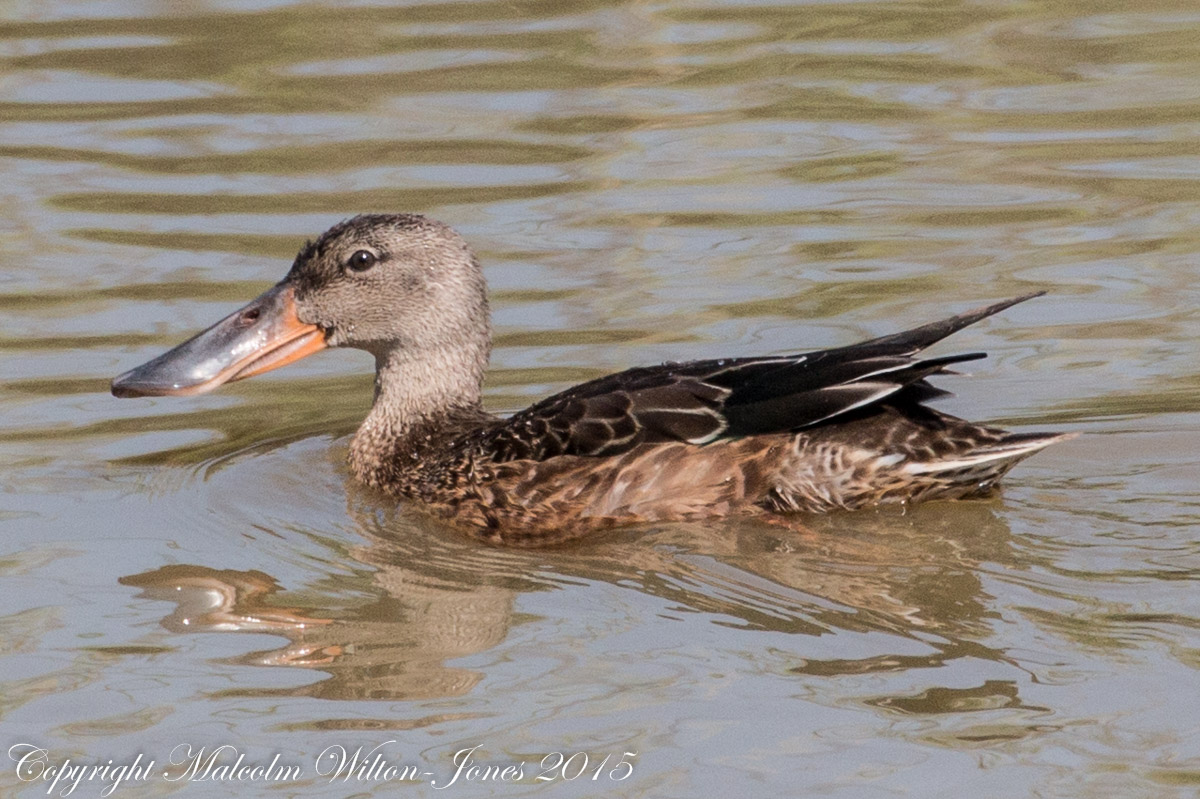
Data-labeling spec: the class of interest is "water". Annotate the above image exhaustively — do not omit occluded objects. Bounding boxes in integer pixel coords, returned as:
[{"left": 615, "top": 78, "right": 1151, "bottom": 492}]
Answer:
[{"left": 2, "top": 0, "right": 1199, "bottom": 796}]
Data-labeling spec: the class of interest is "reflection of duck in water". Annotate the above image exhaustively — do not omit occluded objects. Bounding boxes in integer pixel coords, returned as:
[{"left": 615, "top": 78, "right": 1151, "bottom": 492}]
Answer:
[
  {"left": 118, "top": 502, "right": 1025, "bottom": 699},
  {"left": 113, "top": 214, "right": 1072, "bottom": 545},
  {"left": 120, "top": 562, "right": 515, "bottom": 701}
]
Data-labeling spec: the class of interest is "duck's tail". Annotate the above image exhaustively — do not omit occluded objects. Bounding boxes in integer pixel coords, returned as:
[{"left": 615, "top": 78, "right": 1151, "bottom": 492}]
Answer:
[
  {"left": 767, "top": 412, "right": 1077, "bottom": 513},
  {"left": 900, "top": 430, "right": 1078, "bottom": 499}
]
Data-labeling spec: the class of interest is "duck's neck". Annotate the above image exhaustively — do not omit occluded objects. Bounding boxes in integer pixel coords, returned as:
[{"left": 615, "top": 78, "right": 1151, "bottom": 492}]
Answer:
[{"left": 349, "top": 343, "right": 490, "bottom": 489}]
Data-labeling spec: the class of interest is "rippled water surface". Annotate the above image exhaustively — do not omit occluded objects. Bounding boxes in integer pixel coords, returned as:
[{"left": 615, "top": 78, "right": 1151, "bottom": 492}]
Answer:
[{"left": 3, "top": 0, "right": 1200, "bottom": 796}]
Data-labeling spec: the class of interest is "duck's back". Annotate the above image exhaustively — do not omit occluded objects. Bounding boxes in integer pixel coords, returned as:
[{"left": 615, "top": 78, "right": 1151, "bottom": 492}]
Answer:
[{"left": 394, "top": 295, "right": 1071, "bottom": 544}]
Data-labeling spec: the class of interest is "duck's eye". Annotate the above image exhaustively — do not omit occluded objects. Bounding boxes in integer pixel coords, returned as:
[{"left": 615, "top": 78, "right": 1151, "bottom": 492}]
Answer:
[{"left": 346, "top": 250, "right": 378, "bottom": 272}]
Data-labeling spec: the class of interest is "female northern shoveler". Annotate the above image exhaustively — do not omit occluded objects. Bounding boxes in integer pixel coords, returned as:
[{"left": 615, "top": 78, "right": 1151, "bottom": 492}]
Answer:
[{"left": 113, "top": 214, "right": 1071, "bottom": 545}]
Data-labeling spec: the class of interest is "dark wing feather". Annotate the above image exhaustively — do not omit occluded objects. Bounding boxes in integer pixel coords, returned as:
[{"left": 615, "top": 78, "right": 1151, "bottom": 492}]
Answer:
[
  {"left": 470, "top": 294, "right": 1041, "bottom": 463},
  {"left": 836, "top": 291, "right": 1045, "bottom": 356}
]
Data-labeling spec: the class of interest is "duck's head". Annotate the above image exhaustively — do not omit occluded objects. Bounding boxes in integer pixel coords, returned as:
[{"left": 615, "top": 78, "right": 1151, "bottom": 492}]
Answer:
[{"left": 111, "top": 214, "right": 491, "bottom": 400}]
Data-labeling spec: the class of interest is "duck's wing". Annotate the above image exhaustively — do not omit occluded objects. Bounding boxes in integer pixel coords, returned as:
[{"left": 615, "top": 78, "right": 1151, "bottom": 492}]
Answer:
[{"left": 473, "top": 293, "right": 1043, "bottom": 462}]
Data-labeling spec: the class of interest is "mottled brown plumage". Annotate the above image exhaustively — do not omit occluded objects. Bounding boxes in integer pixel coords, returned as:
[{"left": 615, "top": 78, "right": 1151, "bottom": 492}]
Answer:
[{"left": 113, "top": 214, "right": 1073, "bottom": 546}]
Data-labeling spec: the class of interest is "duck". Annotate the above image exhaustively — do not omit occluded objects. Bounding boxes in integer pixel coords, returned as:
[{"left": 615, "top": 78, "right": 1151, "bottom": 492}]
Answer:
[{"left": 112, "top": 214, "right": 1072, "bottom": 546}]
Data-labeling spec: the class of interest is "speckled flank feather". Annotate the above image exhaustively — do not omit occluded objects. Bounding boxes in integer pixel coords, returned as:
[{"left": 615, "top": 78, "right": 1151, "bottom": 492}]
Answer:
[{"left": 375, "top": 407, "right": 1072, "bottom": 547}]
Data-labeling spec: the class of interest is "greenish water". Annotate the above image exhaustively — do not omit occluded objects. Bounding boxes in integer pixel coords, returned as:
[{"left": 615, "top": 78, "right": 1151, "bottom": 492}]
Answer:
[{"left": 2, "top": 1, "right": 1200, "bottom": 796}]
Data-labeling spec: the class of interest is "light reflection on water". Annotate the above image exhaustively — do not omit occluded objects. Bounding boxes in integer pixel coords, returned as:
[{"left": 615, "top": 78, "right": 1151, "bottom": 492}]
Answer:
[{"left": 2, "top": 0, "right": 1200, "bottom": 796}]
